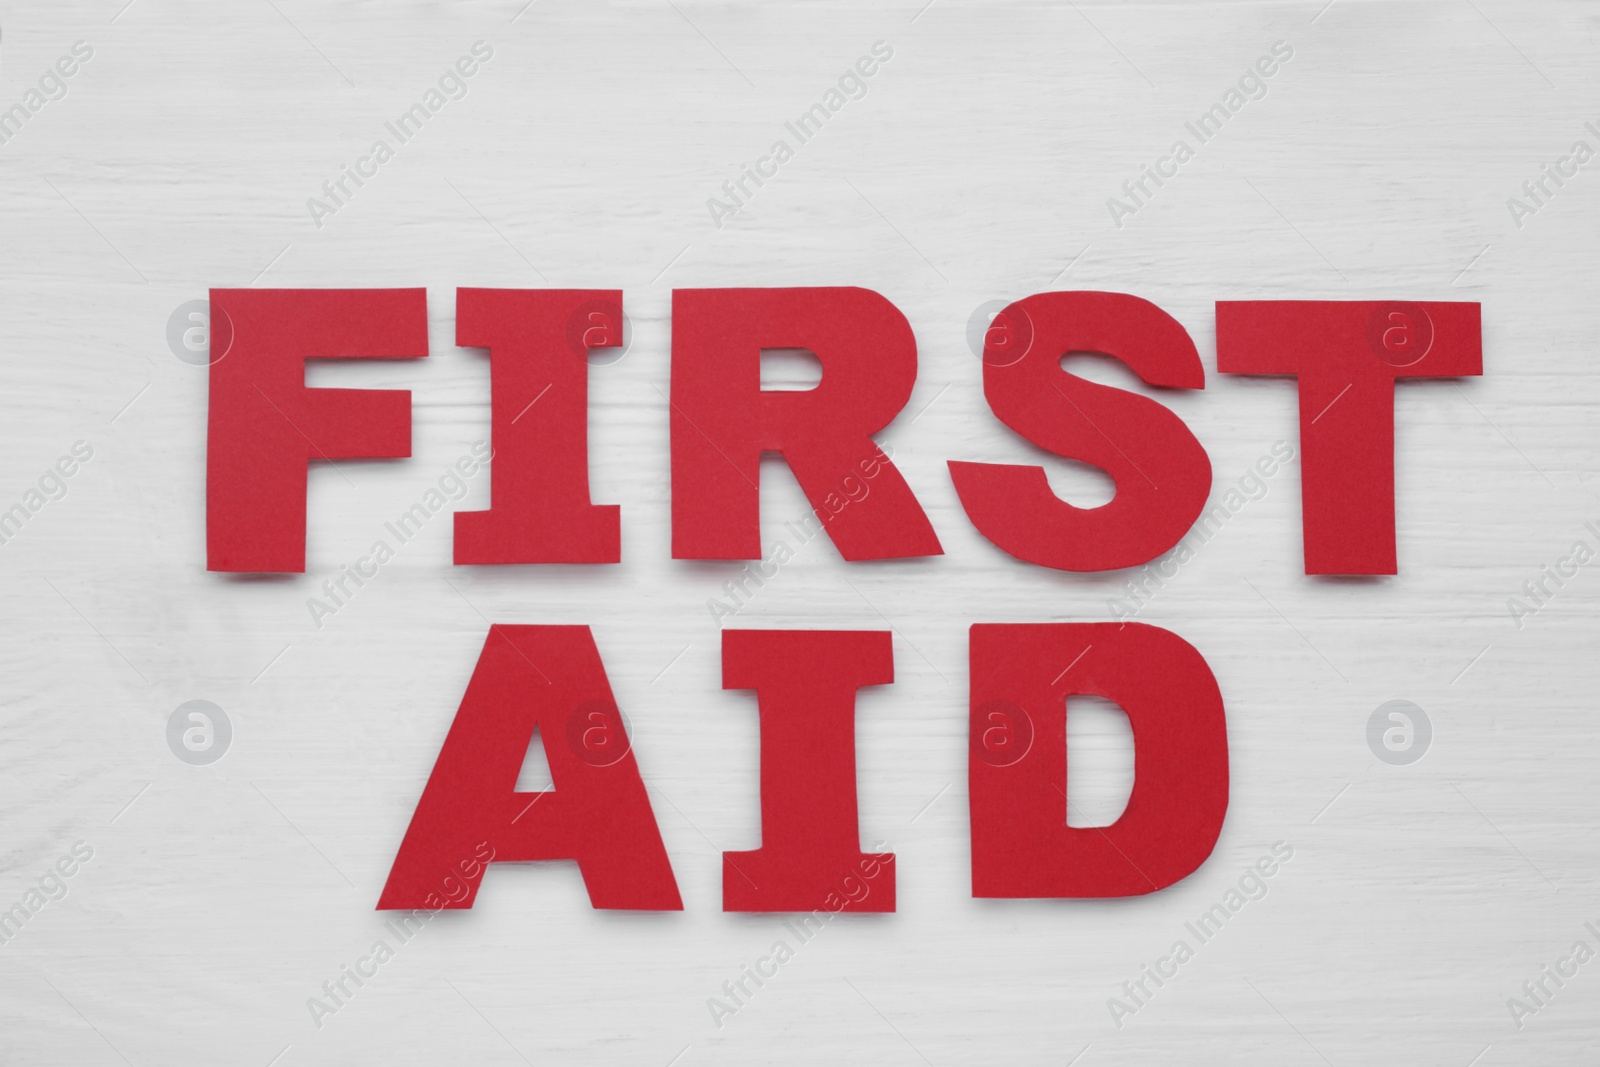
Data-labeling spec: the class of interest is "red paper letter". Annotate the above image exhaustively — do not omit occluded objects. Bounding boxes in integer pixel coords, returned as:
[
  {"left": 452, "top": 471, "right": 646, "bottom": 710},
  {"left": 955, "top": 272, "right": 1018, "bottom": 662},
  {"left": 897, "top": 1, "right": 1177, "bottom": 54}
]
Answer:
[
  {"left": 722, "top": 629, "right": 895, "bottom": 912},
  {"left": 379, "top": 625, "right": 681, "bottom": 910},
  {"left": 970, "top": 622, "right": 1227, "bottom": 897},
  {"left": 1216, "top": 300, "right": 1483, "bottom": 574},
  {"left": 455, "top": 289, "right": 622, "bottom": 564},
  {"left": 207, "top": 288, "right": 427, "bottom": 573},
  {"left": 671, "top": 287, "right": 942, "bottom": 560},
  {"left": 948, "top": 292, "right": 1211, "bottom": 571}
]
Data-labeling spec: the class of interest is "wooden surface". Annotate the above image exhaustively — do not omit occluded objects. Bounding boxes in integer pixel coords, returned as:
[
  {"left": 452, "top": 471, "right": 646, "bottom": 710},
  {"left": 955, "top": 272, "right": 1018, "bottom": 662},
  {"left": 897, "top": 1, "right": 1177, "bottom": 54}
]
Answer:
[{"left": 1, "top": 0, "right": 1595, "bottom": 1063}]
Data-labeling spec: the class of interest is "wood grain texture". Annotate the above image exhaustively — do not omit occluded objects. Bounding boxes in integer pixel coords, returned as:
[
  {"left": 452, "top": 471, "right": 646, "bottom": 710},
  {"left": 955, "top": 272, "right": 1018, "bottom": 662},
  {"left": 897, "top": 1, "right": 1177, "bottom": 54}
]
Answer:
[{"left": 0, "top": 0, "right": 1593, "bottom": 1063}]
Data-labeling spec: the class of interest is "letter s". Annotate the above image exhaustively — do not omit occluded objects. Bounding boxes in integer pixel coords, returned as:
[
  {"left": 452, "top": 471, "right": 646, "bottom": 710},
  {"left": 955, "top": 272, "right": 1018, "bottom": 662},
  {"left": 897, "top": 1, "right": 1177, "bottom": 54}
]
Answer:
[{"left": 949, "top": 292, "right": 1211, "bottom": 571}]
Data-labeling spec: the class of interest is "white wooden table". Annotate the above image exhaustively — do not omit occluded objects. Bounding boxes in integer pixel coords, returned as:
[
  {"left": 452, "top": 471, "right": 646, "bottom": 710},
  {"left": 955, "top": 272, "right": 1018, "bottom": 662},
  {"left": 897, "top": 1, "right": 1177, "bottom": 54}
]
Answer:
[{"left": 0, "top": 0, "right": 1592, "bottom": 1062}]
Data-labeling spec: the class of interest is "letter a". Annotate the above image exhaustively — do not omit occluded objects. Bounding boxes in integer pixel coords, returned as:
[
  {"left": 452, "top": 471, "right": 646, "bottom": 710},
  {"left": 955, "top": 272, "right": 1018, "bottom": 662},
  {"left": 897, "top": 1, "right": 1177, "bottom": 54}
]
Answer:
[{"left": 379, "top": 625, "right": 681, "bottom": 910}]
